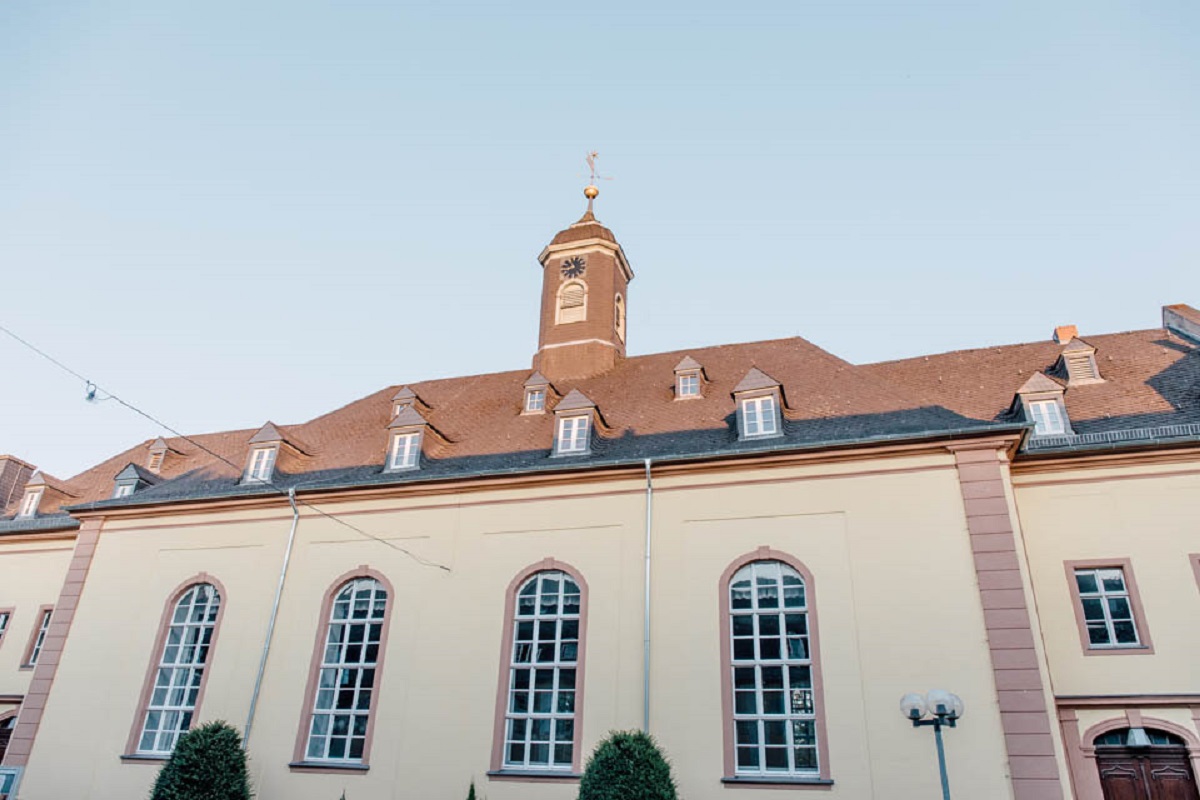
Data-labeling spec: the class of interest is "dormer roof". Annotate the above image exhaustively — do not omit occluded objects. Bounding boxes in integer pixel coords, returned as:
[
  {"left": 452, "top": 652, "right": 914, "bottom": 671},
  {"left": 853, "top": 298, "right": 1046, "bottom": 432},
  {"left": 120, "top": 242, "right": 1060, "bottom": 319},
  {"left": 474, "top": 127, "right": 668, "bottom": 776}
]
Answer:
[
  {"left": 732, "top": 367, "right": 780, "bottom": 394},
  {"left": 393, "top": 386, "right": 417, "bottom": 403},
  {"left": 249, "top": 422, "right": 286, "bottom": 445},
  {"left": 674, "top": 356, "right": 703, "bottom": 373},
  {"left": 1061, "top": 338, "right": 1094, "bottom": 354},
  {"left": 114, "top": 463, "right": 162, "bottom": 485},
  {"left": 524, "top": 371, "right": 551, "bottom": 388},
  {"left": 1016, "top": 373, "right": 1065, "bottom": 395},
  {"left": 26, "top": 470, "right": 75, "bottom": 496},
  {"left": 388, "top": 405, "right": 430, "bottom": 429},
  {"left": 554, "top": 389, "right": 596, "bottom": 413}
]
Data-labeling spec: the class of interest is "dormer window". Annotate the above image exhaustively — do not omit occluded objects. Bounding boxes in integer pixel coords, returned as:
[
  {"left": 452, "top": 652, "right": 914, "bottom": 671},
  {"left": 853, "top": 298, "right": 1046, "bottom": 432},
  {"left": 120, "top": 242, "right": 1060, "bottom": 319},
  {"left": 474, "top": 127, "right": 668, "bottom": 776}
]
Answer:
[
  {"left": 740, "top": 395, "right": 779, "bottom": 438},
  {"left": 245, "top": 447, "right": 277, "bottom": 483},
  {"left": 733, "top": 368, "right": 784, "bottom": 441},
  {"left": 551, "top": 389, "right": 598, "bottom": 456},
  {"left": 556, "top": 415, "right": 591, "bottom": 454},
  {"left": 1028, "top": 399, "right": 1066, "bottom": 436},
  {"left": 388, "top": 431, "right": 422, "bottom": 471},
  {"left": 525, "top": 388, "right": 546, "bottom": 413},
  {"left": 674, "top": 356, "right": 706, "bottom": 400},
  {"left": 1014, "top": 373, "right": 1073, "bottom": 438},
  {"left": 147, "top": 452, "right": 165, "bottom": 472},
  {"left": 18, "top": 489, "right": 42, "bottom": 518},
  {"left": 1057, "top": 339, "right": 1103, "bottom": 386},
  {"left": 113, "top": 483, "right": 136, "bottom": 499}
]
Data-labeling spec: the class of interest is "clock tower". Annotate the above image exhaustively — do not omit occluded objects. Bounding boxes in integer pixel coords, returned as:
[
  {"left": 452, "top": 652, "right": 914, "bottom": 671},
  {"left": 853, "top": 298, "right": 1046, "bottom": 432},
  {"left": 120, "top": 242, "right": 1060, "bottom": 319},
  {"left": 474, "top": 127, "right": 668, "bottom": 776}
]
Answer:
[{"left": 533, "top": 185, "right": 634, "bottom": 381}]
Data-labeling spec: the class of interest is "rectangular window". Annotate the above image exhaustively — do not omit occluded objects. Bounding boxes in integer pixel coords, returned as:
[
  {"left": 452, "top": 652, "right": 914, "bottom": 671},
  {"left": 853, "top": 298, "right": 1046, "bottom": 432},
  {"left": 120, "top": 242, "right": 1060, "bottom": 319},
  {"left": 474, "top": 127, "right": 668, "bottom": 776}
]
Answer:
[
  {"left": 0, "top": 611, "right": 10, "bottom": 645},
  {"left": 741, "top": 396, "right": 779, "bottom": 438},
  {"left": 525, "top": 389, "right": 546, "bottom": 413},
  {"left": 18, "top": 490, "right": 41, "bottom": 518},
  {"left": 245, "top": 447, "right": 277, "bottom": 482},
  {"left": 556, "top": 416, "right": 590, "bottom": 454},
  {"left": 26, "top": 609, "right": 52, "bottom": 667},
  {"left": 1074, "top": 567, "right": 1140, "bottom": 647},
  {"left": 0, "top": 768, "right": 17, "bottom": 798},
  {"left": 148, "top": 451, "right": 165, "bottom": 472},
  {"left": 1028, "top": 399, "right": 1066, "bottom": 436},
  {"left": 113, "top": 483, "right": 135, "bottom": 499},
  {"left": 677, "top": 373, "right": 700, "bottom": 398},
  {"left": 389, "top": 432, "right": 421, "bottom": 470}
]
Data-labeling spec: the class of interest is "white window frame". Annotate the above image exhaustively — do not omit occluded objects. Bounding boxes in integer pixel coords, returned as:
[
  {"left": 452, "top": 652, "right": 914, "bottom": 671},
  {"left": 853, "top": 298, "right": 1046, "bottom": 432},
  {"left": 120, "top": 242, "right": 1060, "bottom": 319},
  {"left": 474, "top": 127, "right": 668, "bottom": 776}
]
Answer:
[
  {"left": 245, "top": 447, "right": 277, "bottom": 483},
  {"left": 729, "top": 561, "right": 818, "bottom": 777},
  {"left": 503, "top": 571, "right": 581, "bottom": 771},
  {"left": 0, "top": 611, "right": 10, "bottom": 643},
  {"left": 148, "top": 451, "right": 166, "bottom": 472},
  {"left": 1074, "top": 568, "right": 1140, "bottom": 648},
  {"left": 17, "top": 490, "right": 42, "bottom": 518},
  {"left": 304, "top": 578, "right": 388, "bottom": 763},
  {"left": 27, "top": 608, "right": 52, "bottom": 666},
  {"left": 388, "top": 431, "right": 422, "bottom": 471},
  {"left": 113, "top": 483, "right": 136, "bottom": 499},
  {"left": 555, "top": 415, "right": 591, "bottom": 455},
  {"left": 136, "top": 584, "right": 221, "bottom": 755},
  {"left": 1028, "top": 399, "right": 1066, "bottom": 436},
  {"left": 740, "top": 395, "right": 780, "bottom": 438},
  {"left": 677, "top": 372, "right": 701, "bottom": 399},
  {"left": 525, "top": 388, "right": 547, "bottom": 414}
]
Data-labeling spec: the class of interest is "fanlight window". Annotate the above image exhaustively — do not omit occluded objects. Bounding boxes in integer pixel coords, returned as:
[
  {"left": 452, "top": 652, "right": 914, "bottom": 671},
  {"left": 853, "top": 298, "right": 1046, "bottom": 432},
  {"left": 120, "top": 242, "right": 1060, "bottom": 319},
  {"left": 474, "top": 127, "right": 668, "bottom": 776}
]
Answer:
[
  {"left": 305, "top": 578, "right": 388, "bottom": 763},
  {"left": 1095, "top": 728, "right": 1186, "bottom": 747},
  {"left": 729, "top": 561, "right": 818, "bottom": 776},
  {"left": 136, "top": 584, "right": 220, "bottom": 755},
  {"left": 557, "top": 282, "right": 587, "bottom": 324},
  {"left": 503, "top": 570, "right": 581, "bottom": 770}
]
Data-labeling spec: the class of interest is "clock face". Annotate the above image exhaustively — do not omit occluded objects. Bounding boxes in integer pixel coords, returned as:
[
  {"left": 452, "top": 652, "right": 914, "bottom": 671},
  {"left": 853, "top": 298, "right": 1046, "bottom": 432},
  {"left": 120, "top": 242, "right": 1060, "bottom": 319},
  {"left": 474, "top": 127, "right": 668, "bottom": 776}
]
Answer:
[{"left": 560, "top": 256, "right": 586, "bottom": 279}]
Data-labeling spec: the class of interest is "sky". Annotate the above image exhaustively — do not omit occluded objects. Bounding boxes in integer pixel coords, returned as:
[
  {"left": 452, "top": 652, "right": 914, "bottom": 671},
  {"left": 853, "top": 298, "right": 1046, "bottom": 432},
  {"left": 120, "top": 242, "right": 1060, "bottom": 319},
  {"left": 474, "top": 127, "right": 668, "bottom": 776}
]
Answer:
[{"left": 2, "top": 0, "right": 1198, "bottom": 480}]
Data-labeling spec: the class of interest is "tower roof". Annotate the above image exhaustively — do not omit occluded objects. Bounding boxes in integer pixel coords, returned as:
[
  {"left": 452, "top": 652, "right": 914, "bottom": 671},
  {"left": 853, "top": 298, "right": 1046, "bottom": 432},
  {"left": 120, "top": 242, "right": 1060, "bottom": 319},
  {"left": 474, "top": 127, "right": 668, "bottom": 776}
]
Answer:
[{"left": 549, "top": 213, "right": 617, "bottom": 246}]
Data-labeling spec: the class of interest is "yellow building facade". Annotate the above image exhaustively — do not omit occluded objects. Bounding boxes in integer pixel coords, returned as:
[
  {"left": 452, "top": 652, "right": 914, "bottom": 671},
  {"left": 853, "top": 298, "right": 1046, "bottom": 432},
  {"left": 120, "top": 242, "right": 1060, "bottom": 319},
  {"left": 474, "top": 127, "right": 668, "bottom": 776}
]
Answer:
[{"left": 2, "top": 202, "right": 1198, "bottom": 800}]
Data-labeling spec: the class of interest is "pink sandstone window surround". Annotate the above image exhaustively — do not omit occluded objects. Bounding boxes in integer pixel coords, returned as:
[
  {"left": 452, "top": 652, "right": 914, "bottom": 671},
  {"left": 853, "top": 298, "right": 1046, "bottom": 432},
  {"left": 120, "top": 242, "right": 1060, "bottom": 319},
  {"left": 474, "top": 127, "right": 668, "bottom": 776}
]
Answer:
[
  {"left": 719, "top": 548, "right": 832, "bottom": 787},
  {"left": 1191, "top": 555, "right": 1200, "bottom": 596},
  {"left": 0, "top": 608, "right": 13, "bottom": 651},
  {"left": 122, "top": 575, "right": 227, "bottom": 761},
  {"left": 489, "top": 559, "right": 588, "bottom": 782},
  {"left": 291, "top": 567, "right": 395, "bottom": 773},
  {"left": 1064, "top": 559, "right": 1154, "bottom": 656},
  {"left": 20, "top": 606, "right": 53, "bottom": 670}
]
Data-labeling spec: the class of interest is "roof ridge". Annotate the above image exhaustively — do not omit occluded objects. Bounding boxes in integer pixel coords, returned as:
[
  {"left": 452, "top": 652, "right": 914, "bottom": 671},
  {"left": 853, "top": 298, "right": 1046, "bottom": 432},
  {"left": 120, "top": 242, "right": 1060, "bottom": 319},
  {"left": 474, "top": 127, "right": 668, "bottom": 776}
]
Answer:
[{"left": 864, "top": 327, "right": 1169, "bottom": 367}]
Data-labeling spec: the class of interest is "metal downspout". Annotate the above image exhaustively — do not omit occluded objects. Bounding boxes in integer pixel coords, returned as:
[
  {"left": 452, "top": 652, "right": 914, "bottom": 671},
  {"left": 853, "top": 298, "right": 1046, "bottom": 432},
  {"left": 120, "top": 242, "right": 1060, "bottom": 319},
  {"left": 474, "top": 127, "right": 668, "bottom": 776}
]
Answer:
[
  {"left": 243, "top": 487, "right": 300, "bottom": 748},
  {"left": 643, "top": 458, "right": 654, "bottom": 732}
]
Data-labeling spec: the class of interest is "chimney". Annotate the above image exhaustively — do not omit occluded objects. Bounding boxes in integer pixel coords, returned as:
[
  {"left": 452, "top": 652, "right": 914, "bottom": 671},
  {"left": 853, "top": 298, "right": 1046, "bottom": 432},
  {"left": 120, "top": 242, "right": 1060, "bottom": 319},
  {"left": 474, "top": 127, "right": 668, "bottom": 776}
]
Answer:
[
  {"left": 1164, "top": 304, "right": 1200, "bottom": 344},
  {"left": 1053, "top": 325, "right": 1078, "bottom": 344},
  {"left": 0, "top": 455, "right": 36, "bottom": 514}
]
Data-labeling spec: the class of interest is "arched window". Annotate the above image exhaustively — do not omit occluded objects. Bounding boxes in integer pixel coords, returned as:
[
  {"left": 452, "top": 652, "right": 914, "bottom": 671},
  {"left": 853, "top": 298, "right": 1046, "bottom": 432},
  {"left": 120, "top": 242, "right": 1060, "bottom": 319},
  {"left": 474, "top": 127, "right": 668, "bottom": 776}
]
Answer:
[
  {"left": 614, "top": 294, "right": 626, "bottom": 342},
  {"left": 133, "top": 582, "right": 222, "bottom": 755},
  {"left": 493, "top": 566, "right": 586, "bottom": 773},
  {"left": 298, "top": 574, "right": 391, "bottom": 765},
  {"left": 722, "top": 555, "right": 827, "bottom": 780},
  {"left": 556, "top": 281, "right": 587, "bottom": 324}
]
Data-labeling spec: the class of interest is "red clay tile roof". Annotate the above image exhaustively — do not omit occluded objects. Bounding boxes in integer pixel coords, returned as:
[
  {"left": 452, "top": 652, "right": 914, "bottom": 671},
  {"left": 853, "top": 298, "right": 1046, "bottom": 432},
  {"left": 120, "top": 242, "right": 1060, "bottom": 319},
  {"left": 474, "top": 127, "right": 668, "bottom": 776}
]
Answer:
[{"left": 8, "top": 322, "right": 1198, "bottom": 522}]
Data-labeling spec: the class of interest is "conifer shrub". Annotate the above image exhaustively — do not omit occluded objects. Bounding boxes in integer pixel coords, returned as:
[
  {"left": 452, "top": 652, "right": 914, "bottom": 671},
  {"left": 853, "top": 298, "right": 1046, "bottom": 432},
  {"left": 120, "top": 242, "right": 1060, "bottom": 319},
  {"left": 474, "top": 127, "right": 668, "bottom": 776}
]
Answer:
[
  {"left": 466, "top": 779, "right": 477, "bottom": 800},
  {"left": 578, "top": 730, "right": 678, "bottom": 800},
  {"left": 149, "top": 721, "right": 251, "bottom": 800}
]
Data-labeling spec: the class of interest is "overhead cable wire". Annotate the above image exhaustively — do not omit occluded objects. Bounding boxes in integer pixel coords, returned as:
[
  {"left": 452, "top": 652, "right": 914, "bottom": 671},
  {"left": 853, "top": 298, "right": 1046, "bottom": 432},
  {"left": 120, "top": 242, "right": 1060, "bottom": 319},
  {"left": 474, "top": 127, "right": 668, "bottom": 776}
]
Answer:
[{"left": 0, "top": 322, "right": 451, "bottom": 572}]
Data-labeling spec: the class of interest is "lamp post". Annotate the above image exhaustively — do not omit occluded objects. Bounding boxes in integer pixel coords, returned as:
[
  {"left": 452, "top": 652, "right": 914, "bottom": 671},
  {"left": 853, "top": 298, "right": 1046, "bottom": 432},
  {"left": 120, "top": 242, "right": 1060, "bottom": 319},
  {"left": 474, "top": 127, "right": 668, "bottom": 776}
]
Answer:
[{"left": 900, "top": 690, "right": 964, "bottom": 800}]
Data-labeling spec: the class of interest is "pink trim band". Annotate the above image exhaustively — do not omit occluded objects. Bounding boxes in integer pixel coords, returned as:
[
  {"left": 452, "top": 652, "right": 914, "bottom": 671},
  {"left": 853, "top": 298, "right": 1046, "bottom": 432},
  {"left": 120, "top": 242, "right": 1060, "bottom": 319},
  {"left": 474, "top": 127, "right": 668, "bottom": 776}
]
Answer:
[
  {"left": 951, "top": 447, "right": 1063, "bottom": 800},
  {"left": 1, "top": 521, "right": 100, "bottom": 767}
]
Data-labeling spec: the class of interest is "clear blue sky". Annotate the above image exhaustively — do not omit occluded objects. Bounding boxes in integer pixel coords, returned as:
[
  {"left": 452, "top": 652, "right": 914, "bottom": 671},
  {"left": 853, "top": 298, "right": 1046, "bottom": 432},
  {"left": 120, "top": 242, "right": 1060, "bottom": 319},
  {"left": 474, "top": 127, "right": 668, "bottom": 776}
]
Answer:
[{"left": 2, "top": 0, "right": 1198, "bottom": 479}]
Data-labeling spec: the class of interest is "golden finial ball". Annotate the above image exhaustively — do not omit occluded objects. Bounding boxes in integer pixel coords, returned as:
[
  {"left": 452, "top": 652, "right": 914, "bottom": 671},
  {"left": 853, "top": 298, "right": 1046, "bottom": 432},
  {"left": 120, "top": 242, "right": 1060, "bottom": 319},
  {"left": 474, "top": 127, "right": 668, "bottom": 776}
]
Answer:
[{"left": 584, "top": 184, "right": 600, "bottom": 199}]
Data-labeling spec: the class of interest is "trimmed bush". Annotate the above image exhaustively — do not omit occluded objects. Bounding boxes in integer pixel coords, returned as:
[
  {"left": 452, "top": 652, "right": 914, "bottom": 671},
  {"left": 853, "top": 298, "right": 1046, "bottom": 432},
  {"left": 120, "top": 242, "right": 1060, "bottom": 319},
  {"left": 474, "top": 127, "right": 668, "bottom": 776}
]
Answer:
[
  {"left": 578, "top": 730, "right": 678, "bottom": 800},
  {"left": 466, "top": 780, "right": 477, "bottom": 800},
  {"left": 149, "top": 721, "right": 251, "bottom": 800}
]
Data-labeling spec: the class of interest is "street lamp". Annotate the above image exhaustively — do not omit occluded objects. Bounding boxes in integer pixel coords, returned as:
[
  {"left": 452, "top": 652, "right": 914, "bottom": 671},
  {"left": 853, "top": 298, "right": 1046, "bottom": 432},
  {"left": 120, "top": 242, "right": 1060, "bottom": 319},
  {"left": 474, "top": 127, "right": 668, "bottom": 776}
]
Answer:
[{"left": 900, "top": 690, "right": 964, "bottom": 800}]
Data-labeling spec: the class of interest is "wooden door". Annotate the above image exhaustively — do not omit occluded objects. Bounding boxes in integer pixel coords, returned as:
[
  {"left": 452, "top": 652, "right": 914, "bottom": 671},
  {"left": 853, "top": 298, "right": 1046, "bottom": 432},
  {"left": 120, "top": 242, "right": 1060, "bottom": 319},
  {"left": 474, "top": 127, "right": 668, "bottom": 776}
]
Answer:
[{"left": 1098, "top": 747, "right": 1199, "bottom": 800}]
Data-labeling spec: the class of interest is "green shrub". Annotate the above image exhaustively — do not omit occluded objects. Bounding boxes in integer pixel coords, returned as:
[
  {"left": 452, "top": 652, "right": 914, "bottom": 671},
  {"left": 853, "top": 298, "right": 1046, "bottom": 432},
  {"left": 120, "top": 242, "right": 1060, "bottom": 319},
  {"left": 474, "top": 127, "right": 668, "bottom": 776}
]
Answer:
[
  {"left": 578, "top": 730, "right": 677, "bottom": 800},
  {"left": 466, "top": 780, "right": 477, "bottom": 800},
  {"left": 149, "top": 721, "right": 251, "bottom": 800}
]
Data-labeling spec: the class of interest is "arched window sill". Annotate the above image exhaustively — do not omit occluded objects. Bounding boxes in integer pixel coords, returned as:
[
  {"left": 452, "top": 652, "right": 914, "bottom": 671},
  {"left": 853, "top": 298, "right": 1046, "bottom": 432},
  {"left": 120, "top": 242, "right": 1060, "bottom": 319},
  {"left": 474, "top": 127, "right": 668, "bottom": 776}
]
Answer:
[
  {"left": 722, "top": 776, "right": 833, "bottom": 789},
  {"left": 487, "top": 769, "right": 582, "bottom": 783},
  {"left": 288, "top": 761, "right": 370, "bottom": 773}
]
